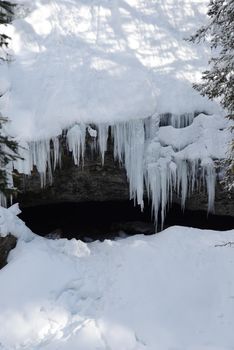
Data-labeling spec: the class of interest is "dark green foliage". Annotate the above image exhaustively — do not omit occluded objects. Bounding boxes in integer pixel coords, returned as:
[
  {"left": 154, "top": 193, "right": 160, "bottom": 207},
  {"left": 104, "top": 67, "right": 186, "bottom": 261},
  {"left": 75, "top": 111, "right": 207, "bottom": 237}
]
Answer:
[
  {"left": 190, "top": 0, "right": 234, "bottom": 187},
  {"left": 0, "top": 116, "right": 19, "bottom": 196},
  {"left": 189, "top": 0, "right": 234, "bottom": 118},
  {"left": 0, "top": 0, "right": 18, "bottom": 199},
  {"left": 0, "top": 1, "right": 16, "bottom": 48},
  {"left": 0, "top": 1, "right": 15, "bottom": 21}
]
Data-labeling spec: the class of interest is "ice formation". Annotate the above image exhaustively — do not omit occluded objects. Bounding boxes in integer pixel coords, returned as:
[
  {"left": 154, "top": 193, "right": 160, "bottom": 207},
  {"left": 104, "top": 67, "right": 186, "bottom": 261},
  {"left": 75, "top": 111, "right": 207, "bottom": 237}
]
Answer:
[
  {"left": 14, "top": 137, "right": 60, "bottom": 187},
  {"left": 10, "top": 112, "right": 232, "bottom": 229}
]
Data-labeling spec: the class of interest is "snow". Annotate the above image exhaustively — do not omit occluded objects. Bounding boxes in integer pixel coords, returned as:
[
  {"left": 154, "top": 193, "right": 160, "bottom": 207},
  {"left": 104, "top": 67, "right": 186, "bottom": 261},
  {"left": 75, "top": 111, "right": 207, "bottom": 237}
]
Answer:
[
  {"left": 0, "top": 1, "right": 233, "bottom": 224},
  {"left": 0, "top": 0, "right": 223, "bottom": 141},
  {"left": 0, "top": 204, "right": 34, "bottom": 241},
  {"left": 1, "top": 5, "right": 233, "bottom": 347},
  {"left": 0, "top": 205, "right": 234, "bottom": 350}
]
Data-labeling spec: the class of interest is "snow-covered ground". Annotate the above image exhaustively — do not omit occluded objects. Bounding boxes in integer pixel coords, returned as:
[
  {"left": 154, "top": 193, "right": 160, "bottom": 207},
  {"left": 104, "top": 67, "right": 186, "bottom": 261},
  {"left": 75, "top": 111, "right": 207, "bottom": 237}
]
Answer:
[
  {"left": 0, "top": 0, "right": 222, "bottom": 140},
  {"left": 0, "top": 205, "right": 234, "bottom": 350}
]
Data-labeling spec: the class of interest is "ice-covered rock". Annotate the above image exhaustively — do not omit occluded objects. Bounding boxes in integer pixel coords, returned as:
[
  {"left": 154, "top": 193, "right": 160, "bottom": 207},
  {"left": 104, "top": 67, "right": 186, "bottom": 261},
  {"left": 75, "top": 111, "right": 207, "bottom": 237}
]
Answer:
[{"left": 13, "top": 113, "right": 233, "bottom": 228}]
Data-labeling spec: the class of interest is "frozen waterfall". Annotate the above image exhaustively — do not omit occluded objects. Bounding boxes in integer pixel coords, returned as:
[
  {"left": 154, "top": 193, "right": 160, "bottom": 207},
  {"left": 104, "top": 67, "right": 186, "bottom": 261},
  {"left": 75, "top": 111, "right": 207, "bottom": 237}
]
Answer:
[{"left": 8, "top": 112, "right": 230, "bottom": 229}]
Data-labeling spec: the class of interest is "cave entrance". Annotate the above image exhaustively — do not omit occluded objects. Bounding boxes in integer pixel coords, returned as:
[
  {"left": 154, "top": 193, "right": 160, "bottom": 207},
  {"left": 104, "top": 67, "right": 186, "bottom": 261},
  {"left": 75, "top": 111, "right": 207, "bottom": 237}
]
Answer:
[
  {"left": 19, "top": 201, "right": 154, "bottom": 241},
  {"left": 19, "top": 201, "right": 234, "bottom": 241}
]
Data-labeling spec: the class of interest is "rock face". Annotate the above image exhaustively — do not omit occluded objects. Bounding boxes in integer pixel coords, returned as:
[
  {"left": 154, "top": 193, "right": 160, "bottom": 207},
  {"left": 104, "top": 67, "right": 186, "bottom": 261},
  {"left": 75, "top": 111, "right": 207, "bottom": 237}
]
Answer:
[
  {"left": 16, "top": 138, "right": 130, "bottom": 206},
  {"left": 0, "top": 234, "right": 17, "bottom": 269},
  {"left": 15, "top": 137, "right": 234, "bottom": 219},
  {"left": 174, "top": 183, "right": 234, "bottom": 218}
]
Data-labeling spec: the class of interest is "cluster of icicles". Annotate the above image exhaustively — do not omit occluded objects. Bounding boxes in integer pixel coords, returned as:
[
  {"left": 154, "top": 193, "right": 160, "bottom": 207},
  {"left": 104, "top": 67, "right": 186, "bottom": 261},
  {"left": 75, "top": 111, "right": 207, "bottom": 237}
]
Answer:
[{"left": 5, "top": 113, "right": 217, "bottom": 229}]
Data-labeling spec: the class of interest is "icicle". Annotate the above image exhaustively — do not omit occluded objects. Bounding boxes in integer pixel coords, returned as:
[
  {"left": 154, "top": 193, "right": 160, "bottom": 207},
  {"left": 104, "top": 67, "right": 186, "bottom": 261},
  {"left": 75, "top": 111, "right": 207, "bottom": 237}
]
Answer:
[
  {"left": 13, "top": 141, "right": 32, "bottom": 176},
  {"left": 190, "top": 159, "right": 199, "bottom": 194},
  {"left": 125, "top": 120, "right": 145, "bottom": 208},
  {"left": 171, "top": 113, "right": 195, "bottom": 128},
  {"left": 111, "top": 123, "right": 127, "bottom": 163},
  {"left": 159, "top": 113, "right": 172, "bottom": 127},
  {"left": 201, "top": 158, "right": 216, "bottom": 213},
  {"left": 159, "top": 159, "right": 170, "bottom": 229},
  {"left": 29, "top": 140, "right": 52, "bottom": 186},
  {"left": 168, "top": 161, "right": 177, "bottom": 203},
  {"left": 171, "top": 114, "right": 180, "bottom": 128},
  {"left": 67, "top": 124, "right": 86, "bottom": 167},
  {"left": 176, "top": 159, "right": 188, "bottom": 210},
  {"left": 51, "top": 137, "right": 61, "bottom": 170},
  {"left": 144, "top": 114, "right": 160, "bottom": 139},
  {"left": 143, "top": 139, "right": 173, "bottom": 229},
  {"left": 14, "top": 138, "right": 60, "bottom": 185},
  {"left": 10, "top": 114, "right": 218, "bottom": 229},
  {"left": 145, "top": 162, "right": 161, "bottom": 229},
  {"left": 98, "top": 124, "right": 109, "bottom": 165},
  {"left": 144, "top": 160, "right": 171, "bottom": 230},
  {"left": 112, "top": 120, "right": 145, "bottom": 209},
  {"left": 0, "top": 192, "right": 7, "bottom": 207}
]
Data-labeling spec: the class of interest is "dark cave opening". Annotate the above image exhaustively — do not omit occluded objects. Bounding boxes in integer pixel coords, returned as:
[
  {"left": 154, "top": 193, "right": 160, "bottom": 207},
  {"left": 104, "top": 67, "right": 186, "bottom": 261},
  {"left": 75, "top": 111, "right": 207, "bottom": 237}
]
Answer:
[{"left": 18, "top": 201, "right": 234, "bottom": 241}]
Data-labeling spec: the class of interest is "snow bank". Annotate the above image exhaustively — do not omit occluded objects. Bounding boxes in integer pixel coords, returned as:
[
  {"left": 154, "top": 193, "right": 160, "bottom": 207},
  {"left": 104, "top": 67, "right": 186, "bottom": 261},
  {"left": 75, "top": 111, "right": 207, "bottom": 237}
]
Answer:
[
  {"left": 0, "top": 203, "right": 34, "bottom": 241},
  {"left": 0, "top": 0, "right": 223, "bottom": 140},
  {"left": 0, "top": 207, "right": 233, "bottom": 349}
]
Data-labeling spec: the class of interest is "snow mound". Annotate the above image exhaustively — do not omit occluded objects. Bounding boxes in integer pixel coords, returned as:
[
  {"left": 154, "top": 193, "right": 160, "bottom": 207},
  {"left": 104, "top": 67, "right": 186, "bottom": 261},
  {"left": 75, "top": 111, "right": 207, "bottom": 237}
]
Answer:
[
  {"left": 0, "top": 203, "right": 34, "bottom": 241},
  {"left": 0, "top": 209, "right": 233, "bottom": 350},
  {"left": 0, "top": 0, "right": 222, "bottom": 140},
  {"left": 50, "top": 238, "right": 91, "bottom": 258}
]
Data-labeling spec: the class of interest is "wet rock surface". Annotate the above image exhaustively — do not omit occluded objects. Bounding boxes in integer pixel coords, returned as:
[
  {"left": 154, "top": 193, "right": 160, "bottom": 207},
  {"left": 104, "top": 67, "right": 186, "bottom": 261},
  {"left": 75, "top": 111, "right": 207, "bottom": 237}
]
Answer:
[
  {"left": 16, "top": 139, "right": 130, "bottom": 207},
  {"left": 172, "top": 182, "right": 234, "bottom": 218},
  {"left": 0, "top": 234, "right": 17, "bottom": 269},
  {"left": 15, "top": 137, "right": 234, "bottom": 220}
]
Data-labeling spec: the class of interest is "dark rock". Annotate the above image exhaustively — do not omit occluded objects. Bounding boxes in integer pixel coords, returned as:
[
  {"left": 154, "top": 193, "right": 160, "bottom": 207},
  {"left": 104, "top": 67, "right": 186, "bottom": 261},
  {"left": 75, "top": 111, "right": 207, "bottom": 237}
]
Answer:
[
  {"left": 111, "top": 221, "right": 155, "bottom": 235},
  {"left": 0, "top": 234, "right": 17, "bottom": 269},
  {"left": 15, "top": 136, "right": 234, "bottom": 219},
  {"left": 16, "top": 138, "right": 129, "bottom": 207},
  {"left": 172, "top": 183, "right": 234, "bottom": 217}
]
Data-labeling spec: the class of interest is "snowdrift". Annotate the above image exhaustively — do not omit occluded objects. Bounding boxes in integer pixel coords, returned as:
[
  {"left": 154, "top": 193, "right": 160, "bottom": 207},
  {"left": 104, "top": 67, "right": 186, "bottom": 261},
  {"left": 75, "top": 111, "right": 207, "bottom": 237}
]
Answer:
[{"left": 0, "top": 205, "right": 234, "bottom": 350}]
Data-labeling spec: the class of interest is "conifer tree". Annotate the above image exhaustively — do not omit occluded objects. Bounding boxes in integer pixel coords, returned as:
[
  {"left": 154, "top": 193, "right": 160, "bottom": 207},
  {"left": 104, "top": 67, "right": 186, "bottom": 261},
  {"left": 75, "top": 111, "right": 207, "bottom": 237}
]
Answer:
[
  {"left": 0, "top": 1, "right": 15, "bottom": 48},
  {"left": 0, "top": 0, "right": 18, "bottom": 203},
  {"left": 0, "top": 116, "right": 18, "bottom": 195},
  {"left": 189, "top": 0, "right": 234, "bottom": 187}
]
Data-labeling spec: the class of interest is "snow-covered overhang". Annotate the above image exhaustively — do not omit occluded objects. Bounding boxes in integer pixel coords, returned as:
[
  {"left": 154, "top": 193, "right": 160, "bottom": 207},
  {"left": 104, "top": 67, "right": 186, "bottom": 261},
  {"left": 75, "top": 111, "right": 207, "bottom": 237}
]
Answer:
[{"left": 0, "top": 0, "right": 223, "bottom": 140}]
